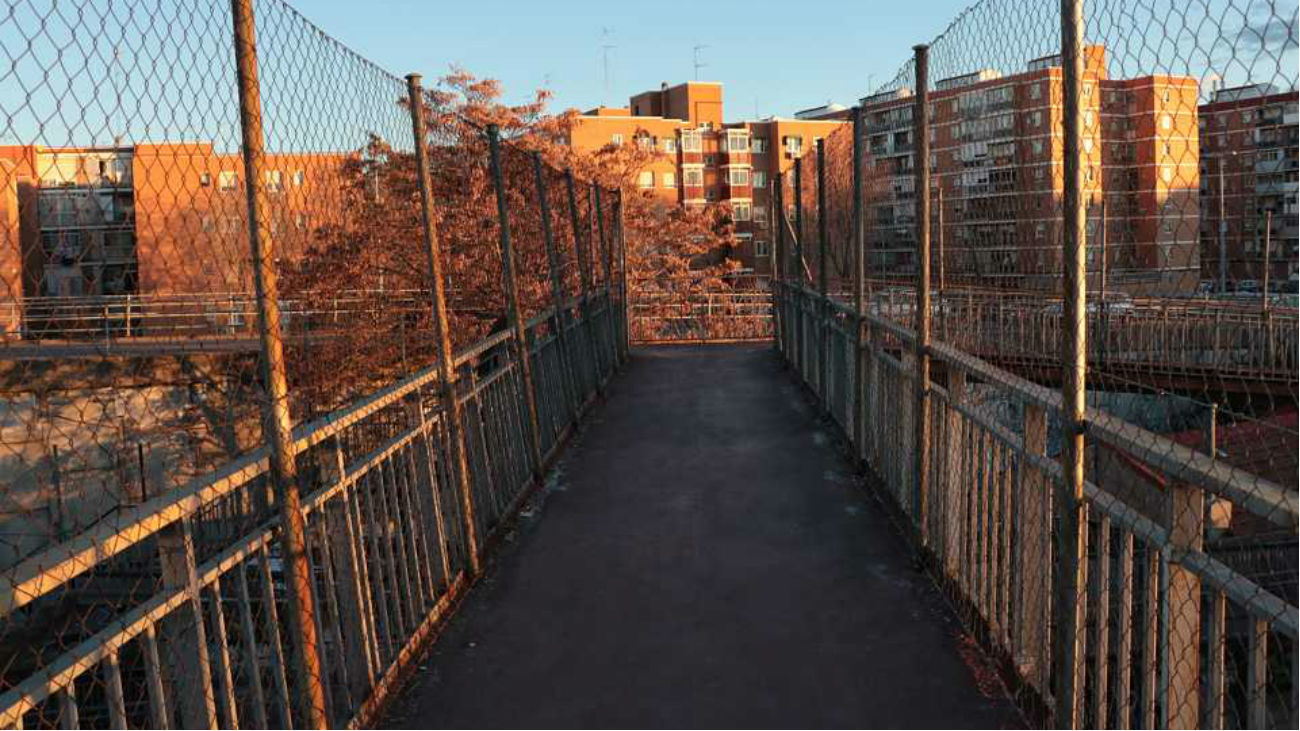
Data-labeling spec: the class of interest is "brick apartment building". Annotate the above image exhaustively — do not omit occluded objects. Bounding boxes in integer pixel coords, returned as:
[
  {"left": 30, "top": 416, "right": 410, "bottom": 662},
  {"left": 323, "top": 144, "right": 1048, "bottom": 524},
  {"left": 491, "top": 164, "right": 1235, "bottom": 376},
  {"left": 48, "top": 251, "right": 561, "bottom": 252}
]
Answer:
[
  {"left": 1198, "top": 84, "right": 1299, "bottom": 288},
  {"left": 853, "top": 45, "right": 1202, "bottom": 293},
  {"left": 0, "top": 143, "right": 346, "bottom": 334},
  {"left": 568, "top": 81, "right": 848, "bottom": 276}
]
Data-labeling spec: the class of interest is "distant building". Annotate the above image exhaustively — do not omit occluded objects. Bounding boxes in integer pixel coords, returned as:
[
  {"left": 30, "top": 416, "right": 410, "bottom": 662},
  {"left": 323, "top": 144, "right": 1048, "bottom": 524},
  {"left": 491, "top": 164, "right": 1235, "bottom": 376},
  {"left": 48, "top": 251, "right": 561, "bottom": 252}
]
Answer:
[
  {"left": 1198, "top": 85, "right": 1299, "bottom": 287},
  {"left": 859, "top": 45, "right": 1203, "bottom": 294},
  {"left": 0, "top": 143, "right": 346, "bottom": 336},
  {"left": 568, "top": 82, "right": 849, "bottom": 276}
]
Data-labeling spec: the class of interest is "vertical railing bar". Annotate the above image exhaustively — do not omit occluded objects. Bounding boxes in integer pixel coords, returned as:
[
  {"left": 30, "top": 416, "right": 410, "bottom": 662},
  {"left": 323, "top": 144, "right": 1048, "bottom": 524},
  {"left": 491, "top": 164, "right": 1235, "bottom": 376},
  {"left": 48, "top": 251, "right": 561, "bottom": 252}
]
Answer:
[
  {"left": 56, "top": 684, "right": 77, "bottom": 731},
  {"left": 912, "top": 42, "right": 933, "bottom": 550},
  {"left": 235, "top": 563, "right": 271, "bottom": 730},
  {"left": 1114, "top": 530, "right": 1134, "bottom": 730},
  {"left": 1247, "top": 617, "right": 1268, "bottom": 729},
  {"left": 1205, "top": 590, "right": 1226, "bottom": 729},
  {"left": 256, "top": 544, "right": 295, "bottom": 729},
  {"left": 141, "top": 624, "right": 171, "bottom": 730},
  {"left": 102, "top": 651, "right": 128, "bottom": 731},
  {"left": 207, "top": 576, "right": 242, "bottom": 729},
  {"left": 1093, "top": 515, "right": 1112, "bottom": 729}
]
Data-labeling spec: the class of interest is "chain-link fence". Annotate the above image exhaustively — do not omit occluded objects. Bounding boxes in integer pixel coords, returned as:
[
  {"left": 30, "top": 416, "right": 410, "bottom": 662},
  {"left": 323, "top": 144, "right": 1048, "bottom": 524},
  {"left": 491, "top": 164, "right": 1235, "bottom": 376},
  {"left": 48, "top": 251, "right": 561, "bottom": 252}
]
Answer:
[
  {"left": 776, "top": 0, "right": 1297, "bottom": 727},
  {"left": 0, "top": 0, "right": 627, "bottom": 727}
]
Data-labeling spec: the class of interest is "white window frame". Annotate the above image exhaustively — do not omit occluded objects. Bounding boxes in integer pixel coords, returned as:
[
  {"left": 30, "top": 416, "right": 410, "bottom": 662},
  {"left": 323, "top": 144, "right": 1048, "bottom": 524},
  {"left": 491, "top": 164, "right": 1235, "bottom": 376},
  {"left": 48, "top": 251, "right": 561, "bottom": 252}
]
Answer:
[
  {"left": 638, "top": 170, "right": 655, "bottom": 189},
  {"left": 728, "top": 167, "right": 750, "bottom": 187},
  {"left": 733, "top": 201, "right": 752, "bottom": 221},
  {"left": 611, "top": 133, "right": 624, "bottom": 147},
  {"left": 662, "top": 138, "right": 677, "bottom": 153},
  {"left": 682, "top": 166, "right": 704, "bottom": 187},
  {"left": 681, "top": 131, "right": 702, "bottom": 153},
  {"left": 752, "top": 170, "right": 767, "bottom": 189},
  {"left": 218, "top": 171, "right": 238, "bottom": 191},
  {"left": 726, "top": 130, "right": 750, "bottom": 153},
  {"left": 662, "top": 171, "right": 676, "bottom": 188}
]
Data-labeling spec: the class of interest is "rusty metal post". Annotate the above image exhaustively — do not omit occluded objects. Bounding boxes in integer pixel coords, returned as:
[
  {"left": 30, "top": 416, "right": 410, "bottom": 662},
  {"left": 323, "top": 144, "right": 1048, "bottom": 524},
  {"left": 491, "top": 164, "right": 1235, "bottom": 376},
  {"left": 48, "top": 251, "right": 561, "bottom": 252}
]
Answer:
[
  {"left": 794, "top": 158, "right": 806, "bottom": 377},
  {"left": 852, "top": 106, "right": 867, "bottom": 464},
  {"left": 1057, "top": 0, "right": 1090, "bottom": 724},
  {"left": 775, "top": 171, "right": 787, "bottom": 283},
  {"left": 816, "top": 137, "right": 829, "bottom": 403},
  {"left": 794, "top": 157, "right": 805, "bottom": 284},
  {"left": 532, "top": 152, "right": 578, "bottom": 413},
  {"left": 912, "top": 43, "right": 933, "bottom": 547},
  {"left": 615, "top": 189, "right": 631, "bottom": 361},
  {"left": 230, "top": 1, "right": 327, "bottom": 726},
  {"left": 593, "top": 184, "right": 617, "bottom": 368},
  {"left": 407, "top": 75, "right": 481, "bottom": 577},
  {"left": 566, "top": 169, "right": 603, "bottom": 395},
  {"left": 487, "top": 124, "right": 544, "bottom": 478}
]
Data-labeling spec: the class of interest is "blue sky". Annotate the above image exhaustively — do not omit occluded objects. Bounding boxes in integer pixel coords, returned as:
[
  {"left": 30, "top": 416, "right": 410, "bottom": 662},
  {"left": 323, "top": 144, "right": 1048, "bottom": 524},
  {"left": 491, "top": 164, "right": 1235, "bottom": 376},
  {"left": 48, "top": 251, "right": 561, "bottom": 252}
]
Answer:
[{"left": 302, "top": 0, "right": 976, "bottom": 119}]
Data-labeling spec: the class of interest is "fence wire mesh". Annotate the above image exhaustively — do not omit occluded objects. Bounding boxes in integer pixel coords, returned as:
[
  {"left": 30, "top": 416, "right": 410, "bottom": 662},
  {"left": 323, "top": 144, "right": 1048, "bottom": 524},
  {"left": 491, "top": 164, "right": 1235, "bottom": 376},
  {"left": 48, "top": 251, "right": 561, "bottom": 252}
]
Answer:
[
  {"left": 0, "top": 1, "right": 627, "bottom": 728},
  {"left": 778, "top": 0, "right": 1297, "bottom": 728}
]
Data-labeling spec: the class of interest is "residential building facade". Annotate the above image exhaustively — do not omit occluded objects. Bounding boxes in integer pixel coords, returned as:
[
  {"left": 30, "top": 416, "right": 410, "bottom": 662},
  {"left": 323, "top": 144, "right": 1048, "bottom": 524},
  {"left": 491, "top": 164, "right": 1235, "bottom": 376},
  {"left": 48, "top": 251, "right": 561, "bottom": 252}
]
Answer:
[
  {"left": 568, "top": 82, "right": 848, "bottom": 276},
  {"left": 1198, "top": 85, "right": 1299, "bottom": 287},
  {"left": 0, "top": 143, "right": 345, "bottom": 335},
  {"left": 857, "top": 45, "right": 1202, "bottom": 294}
]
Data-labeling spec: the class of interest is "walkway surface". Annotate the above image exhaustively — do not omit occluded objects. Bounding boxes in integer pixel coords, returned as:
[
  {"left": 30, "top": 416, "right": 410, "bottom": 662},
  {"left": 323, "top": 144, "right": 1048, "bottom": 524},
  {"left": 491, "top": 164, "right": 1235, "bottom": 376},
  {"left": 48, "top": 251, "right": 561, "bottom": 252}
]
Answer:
[{"left": 381, "top": 344, "right": 1022, "bottom": 728}]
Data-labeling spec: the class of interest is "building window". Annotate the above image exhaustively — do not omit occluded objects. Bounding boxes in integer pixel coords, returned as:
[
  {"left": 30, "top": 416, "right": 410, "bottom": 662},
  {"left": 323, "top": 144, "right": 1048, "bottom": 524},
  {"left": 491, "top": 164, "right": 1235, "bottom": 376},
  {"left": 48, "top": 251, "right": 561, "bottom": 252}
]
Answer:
[
  {"left": 663, "top": 138, "right": 677, "bottom": 153},
  {"left": 199, "top": 172, "right": 212, "bottom": 187},
  {"left": 638, "top": 170, "right": 654, "bottom": 188},
  {"left": 663, "top": 172, "right": 676, "bottom": 188},
  {"left": 728, "top": 168, "right": 750, "bottom": 187},
  {"left": 218, "top": 171, "right": 238, "bottom": 191},
  {"left": 1241, "top": 110, "right": 1253, "bottom": 123},
  {"left": 753, "top": 205, "right": 767, "bottom": 224},
  {"left": 266, "top": 170, "right": 283, "bottom": 193},
  {"left": 752, "top": 137, "right": 768, "bottom": 153},
  {"left": 1035, "top": 223, "right": 1046, "bottom": 239},
  {"left": 753, "top": 170, "right": 767, "bottom": 188},
  {"left": 1030, "top": 83, "right": 1042, "bottom": 100},
  {"left": 726, "top": 130, "right": 750, "bottom": 153},
  {"left": 1032, "top": 139, "right": 1044, "bottom": 155},
  {"left": 293, "top": 170, "right": 305, "bottom": 187},
  {"left": 637, "top": 135, "right": 654, "bottom": 151},
  {"left": 733, "top": 201, "right": 752, "bottom": 221},
  {"left": 683, "top": 168, "right": 704, "bottom": 186},
  {"left": 681, "top": 131, "right": 702, "bottom": 152},
  {"left": 784, "top": 135, "right": 803, "bottom": 156},
  {"left": 611, "top": 133, "right": 624, "bottom": 147},
  {"left": 755, "top": 239, "right": 770, "bottom": 257},
  {"left": 1030, "top": 111, "right": 1042, "bottom": 127}
]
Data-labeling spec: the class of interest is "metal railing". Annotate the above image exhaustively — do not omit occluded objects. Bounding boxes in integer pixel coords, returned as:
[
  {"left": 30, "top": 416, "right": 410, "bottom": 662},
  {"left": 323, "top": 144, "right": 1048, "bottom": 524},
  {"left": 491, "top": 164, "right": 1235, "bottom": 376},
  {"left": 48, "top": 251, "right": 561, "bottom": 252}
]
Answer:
[
  {"left": 776, "top": 281, "right": 1297, "bottom": 728},
  {"left": 628, "top": 286, "right": 774, "bottom": 344},
  {"left": 0, "top": 291, "right": 625, "bottom": 729}
]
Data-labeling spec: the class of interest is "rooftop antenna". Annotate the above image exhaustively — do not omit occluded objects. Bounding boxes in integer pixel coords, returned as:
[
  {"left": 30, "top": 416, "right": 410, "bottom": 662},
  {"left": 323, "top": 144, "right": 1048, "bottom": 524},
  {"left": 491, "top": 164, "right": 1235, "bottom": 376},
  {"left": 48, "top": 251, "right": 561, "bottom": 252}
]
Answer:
[
  {"left": 693, "top": 44, "right": 709, "bottom": 81},
  {"left": 601, "top": 27, "right": 616, "bottom": 106}
]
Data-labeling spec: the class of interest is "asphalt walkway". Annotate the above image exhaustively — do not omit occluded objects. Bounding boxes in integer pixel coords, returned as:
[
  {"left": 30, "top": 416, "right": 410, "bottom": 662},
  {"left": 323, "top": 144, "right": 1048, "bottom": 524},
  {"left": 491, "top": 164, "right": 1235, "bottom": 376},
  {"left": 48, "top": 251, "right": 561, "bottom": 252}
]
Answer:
[{"left": 381, "top": 344, "right": 1020, "bottom": 728}]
